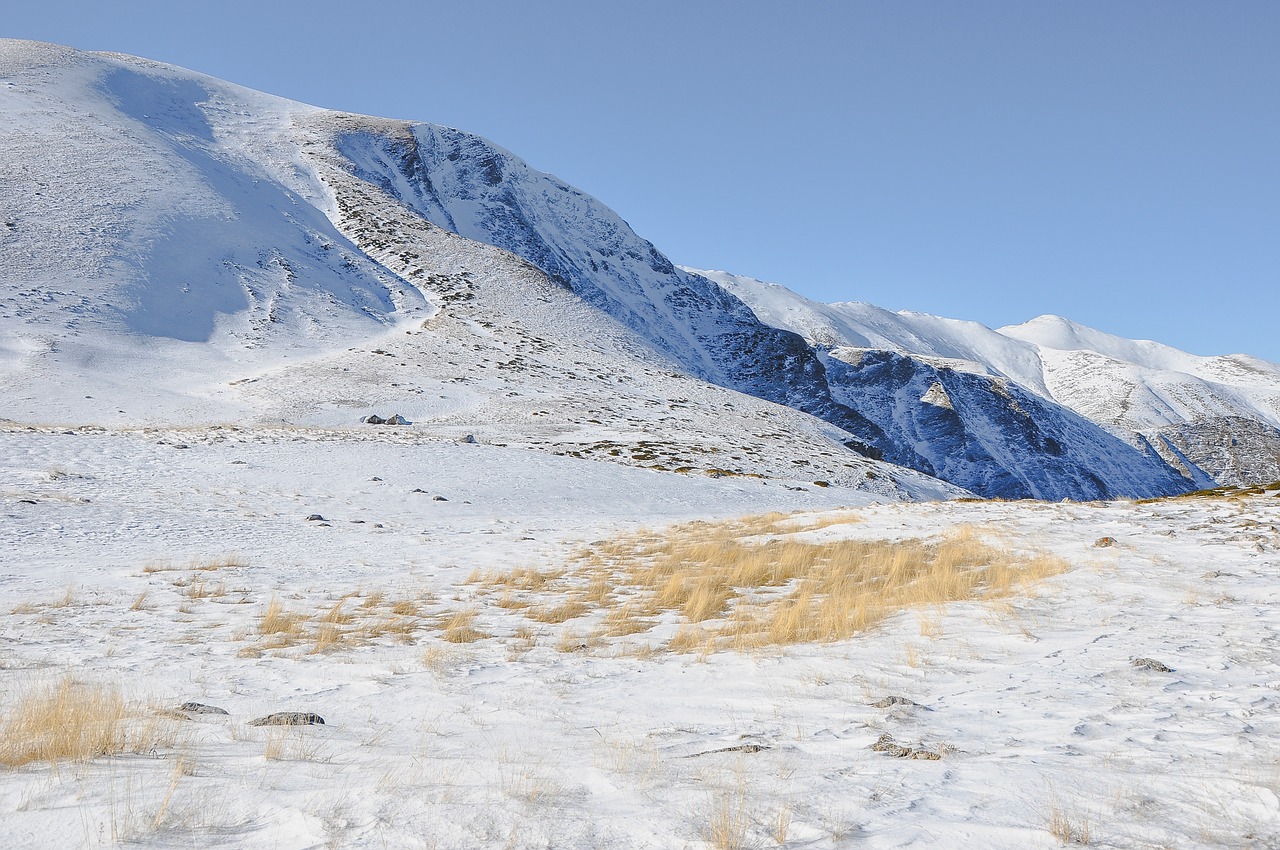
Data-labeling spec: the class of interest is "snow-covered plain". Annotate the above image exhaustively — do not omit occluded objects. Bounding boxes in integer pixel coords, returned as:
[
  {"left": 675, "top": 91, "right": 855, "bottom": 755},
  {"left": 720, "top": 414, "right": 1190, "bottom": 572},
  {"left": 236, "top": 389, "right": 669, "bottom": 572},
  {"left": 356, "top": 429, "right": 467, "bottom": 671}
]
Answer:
[{"left": 3, "top": 424, "right": 1278, "bottom": 849}]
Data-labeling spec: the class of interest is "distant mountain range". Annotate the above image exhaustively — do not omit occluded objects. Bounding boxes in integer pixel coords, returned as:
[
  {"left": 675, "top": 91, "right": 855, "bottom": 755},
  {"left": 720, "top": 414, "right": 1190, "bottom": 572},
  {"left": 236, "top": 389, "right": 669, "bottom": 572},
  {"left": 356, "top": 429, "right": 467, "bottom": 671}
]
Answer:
[{"left": 3, "top": 39, "right": 1276, "bottom": 500}]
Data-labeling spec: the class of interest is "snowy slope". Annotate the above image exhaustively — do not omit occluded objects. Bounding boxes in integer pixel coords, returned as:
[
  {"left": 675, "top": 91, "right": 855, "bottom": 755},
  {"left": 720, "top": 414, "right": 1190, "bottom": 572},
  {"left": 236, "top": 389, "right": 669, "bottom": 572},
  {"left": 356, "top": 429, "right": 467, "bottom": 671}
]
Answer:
[
  {"left": 2, "top": 38, "right": 1251, "bottom": 499},
  {"left": 700, "top": 268, "right": 1280, "bottom": 488},
  {"left": 329, "top": 124, "right": 893, "bottom": 452},
  {"left": 4, "top": 427, "right": 1279, "bottom": 849},
  {"left": 0, "top": 39, "right": 954, "bottom": 500},
  {"left": 314, "top": 119, "right": 1193, "bottom": 499}
]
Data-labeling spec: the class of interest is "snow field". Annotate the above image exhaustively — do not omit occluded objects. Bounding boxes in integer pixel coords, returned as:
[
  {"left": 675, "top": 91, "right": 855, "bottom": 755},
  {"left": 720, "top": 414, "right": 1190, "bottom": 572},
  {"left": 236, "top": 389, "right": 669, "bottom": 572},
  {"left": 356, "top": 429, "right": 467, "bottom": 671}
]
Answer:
[{"left": 2, "top": 430, "right": 1279, "bottom": 847}]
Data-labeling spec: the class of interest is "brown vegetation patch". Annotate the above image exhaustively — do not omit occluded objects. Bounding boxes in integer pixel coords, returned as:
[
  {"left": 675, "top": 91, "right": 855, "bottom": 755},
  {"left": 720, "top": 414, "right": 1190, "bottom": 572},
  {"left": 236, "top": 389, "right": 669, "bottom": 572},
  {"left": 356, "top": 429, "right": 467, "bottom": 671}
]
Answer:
[{"left": 477, "top": 513, "right": 1068, "bottom": 653}]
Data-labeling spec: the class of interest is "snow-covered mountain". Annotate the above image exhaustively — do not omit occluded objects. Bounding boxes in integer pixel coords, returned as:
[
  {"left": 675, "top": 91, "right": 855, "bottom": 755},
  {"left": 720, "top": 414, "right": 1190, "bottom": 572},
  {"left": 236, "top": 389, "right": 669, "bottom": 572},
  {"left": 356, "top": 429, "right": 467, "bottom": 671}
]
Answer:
[
  {"left": 698, "top": 269, "right": 1280, "bottom": 488},
  {"left": 0, "top": 39, "right": 951, "bottom": 501},
  {"left": 3, "top": 39, "right": 1270, "bottom": 500}
]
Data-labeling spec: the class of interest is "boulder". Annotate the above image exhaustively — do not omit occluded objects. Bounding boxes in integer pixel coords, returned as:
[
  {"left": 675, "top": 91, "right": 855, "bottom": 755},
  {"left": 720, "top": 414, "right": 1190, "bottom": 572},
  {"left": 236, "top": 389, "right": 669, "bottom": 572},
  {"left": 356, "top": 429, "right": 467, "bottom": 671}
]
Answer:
[{"left": 248, "top": 712, "right": 325, "bottom": 727}]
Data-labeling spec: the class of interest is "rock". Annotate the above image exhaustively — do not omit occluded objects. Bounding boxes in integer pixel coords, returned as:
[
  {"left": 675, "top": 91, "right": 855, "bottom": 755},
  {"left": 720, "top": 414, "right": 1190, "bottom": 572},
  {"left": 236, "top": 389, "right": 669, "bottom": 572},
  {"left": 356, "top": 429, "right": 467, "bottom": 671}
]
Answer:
[
  {"left": 305, "top": 514, "right": 326, "bottom": 522},
  {"left": 363, "top": 414, "right": 386, "bottom": 425},
  {"left": 870, "top": 734, "right": 911, "bottom": 757},
  {"left": 872, "top": 696, "right": 922, "bottom": 709},
  {"left": 462, "top": 434, "right": 477, "bottom": 444},
  {"left": 370, "top": 476, "right": 382, "bottom": 481},
  {"left": 1131, "top": 657, "right": 1173, "bottom": 672},
  {"left": 432, "top": 495, "right": 448, "bottom": 502},
  {"left": 1093, "top": 536, "right": 1118, "bottom": 547},
  {"left": 178, "top": 702, "right": 229, "bottom": 715},
  {"left": 870, "top": 733, "right": 941, "bottom": 760},
  {"left": 684, "top": 743, "right": 771, "bottom": 758},
  {"left": 155, "top": 709, "right": 191, "bottom": 721},
  {"left": 385, "top": 413, "right": 408, "bottom": 425},
  {"left": 248, "top": 712, "right": 325, "bottom": 727}
]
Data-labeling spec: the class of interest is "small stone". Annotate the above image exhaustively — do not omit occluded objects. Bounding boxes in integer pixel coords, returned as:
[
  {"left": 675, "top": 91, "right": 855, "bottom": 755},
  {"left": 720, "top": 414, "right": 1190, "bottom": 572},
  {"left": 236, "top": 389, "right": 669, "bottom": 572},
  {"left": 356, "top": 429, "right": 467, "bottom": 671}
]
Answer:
[
  {"left": 363, "top": 414, "right": 386, "bottom": 425},
  {"left": 248, "top": 712, "right": 325, "bottom": 727},
  {"left": 370, "top": 476, "right": 383, "bottom": 481},
  {"left": 305, "top": 514, "right": 326, "bottom": 522},
  {"left": 462, "top": 434, "right": 477, "bottom": 444},
  {"left": 1093, "top": 536, "right": 1118, "bottom": 548},
  {"left": 178, "top": 702, "right": 229, "bottom": 715},
  {"left": 872, "top": 696, "right": 921, "bottom": 709},
  {"left": 870, "top": 734, "right": 911, "bottom": 757},
  {"left": 432, "top": 495, "right": 448, "bottom": 502},
  {"left": 870, "top": 733, "right": 941, "bottom": 760},
  {"left": 1131, "top": 657, "right": 1173, "bottom": 673},
  {"left": 385, "top": 413, "right": 408, "bottom": 425}
]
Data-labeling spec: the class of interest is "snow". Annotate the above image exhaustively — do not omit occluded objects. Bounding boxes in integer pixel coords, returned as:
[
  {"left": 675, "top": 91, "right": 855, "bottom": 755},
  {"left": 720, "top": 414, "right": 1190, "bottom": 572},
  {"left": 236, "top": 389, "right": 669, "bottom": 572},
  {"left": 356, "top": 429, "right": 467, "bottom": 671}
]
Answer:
[
  {"left": 3, "top": 39, "right": 1280, "bottom": 847},
  {"left": 696, "top": 268, "right": 1280, "bottom": 433},
  {"left": 3, "top": 426, "right": 1278, "bottom": 848}
]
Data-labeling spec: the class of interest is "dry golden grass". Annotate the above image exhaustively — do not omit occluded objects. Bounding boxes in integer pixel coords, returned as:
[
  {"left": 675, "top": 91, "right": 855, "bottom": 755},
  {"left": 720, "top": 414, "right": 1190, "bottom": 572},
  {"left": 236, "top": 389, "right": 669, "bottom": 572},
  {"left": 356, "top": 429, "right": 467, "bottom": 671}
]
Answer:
[
  {"left": 555, "top": 627, "right": 598, "bottom": 653},
  {"left": 471, "top": 566, "right": 565, "bottom": 592},
  {"left": 524, "top": 600, "right": 589, "bottom": 624},
  {"left": 1047, "top": 797, "right": 1093, "bottom": 845},
  {"left": 422, "top": 642, "right": 466, "bottom": 675},
  {"left": 595, "top": 602, "right": 654, "bottom": 638},
  {"left": 184, "top": 580, "right": 225, "bottom": 600},
  {"left": 240, "top": 590, "right": 434, "bottom": 656},
  {"left": 143, "top": 555, "right": 248, "bottom": 574},
  {"left": 390, "top": 598, "right": 419, "bottom": 617},
  {"left": 704, "top": 787, "right": 751, "bottom": 850},
  {"left": 478, "top": 514, "right": 1068, "bottom": 654},
  {"left": 439, "top": 608, "right": 488, "bottom": 643},
  {"left": 0, "top": 677, "right": 182, "bottom": 767},
  {"left": 494, "top": 591, "right": 530, "bottom": 610},
  {"left": 258, "top": 597, "right": 305, "bottom": 637}
]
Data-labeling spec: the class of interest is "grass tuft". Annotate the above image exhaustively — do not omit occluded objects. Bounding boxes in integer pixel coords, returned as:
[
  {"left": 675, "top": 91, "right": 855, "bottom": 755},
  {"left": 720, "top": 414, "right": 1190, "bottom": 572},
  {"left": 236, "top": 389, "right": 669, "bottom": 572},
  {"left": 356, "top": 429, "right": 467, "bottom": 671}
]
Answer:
[
  {"left": 0, "top": 677, "right": 181, "bottom": 767},
  {"left": 476, "top": 514, "right": 1068, "bottom": 654}
]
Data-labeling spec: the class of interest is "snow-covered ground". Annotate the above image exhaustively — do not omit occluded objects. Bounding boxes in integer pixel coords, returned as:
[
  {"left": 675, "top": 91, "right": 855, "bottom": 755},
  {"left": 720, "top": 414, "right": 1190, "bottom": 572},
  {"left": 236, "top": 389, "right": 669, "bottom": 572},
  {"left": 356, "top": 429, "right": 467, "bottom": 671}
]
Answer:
[{"left": 3, "top": 426, "right": 1277, "bottom": 849}]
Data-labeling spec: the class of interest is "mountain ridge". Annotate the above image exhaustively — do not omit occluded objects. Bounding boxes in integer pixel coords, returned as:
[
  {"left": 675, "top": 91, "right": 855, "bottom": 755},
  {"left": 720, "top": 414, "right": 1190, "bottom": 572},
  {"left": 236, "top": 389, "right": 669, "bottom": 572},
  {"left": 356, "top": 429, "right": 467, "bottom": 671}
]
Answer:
[
  {"left": 3, "top": 40, "right": 1272, "bottom": 497},
  {"left": 695, "top": 268, "right": 1280, "bottom": 488}
]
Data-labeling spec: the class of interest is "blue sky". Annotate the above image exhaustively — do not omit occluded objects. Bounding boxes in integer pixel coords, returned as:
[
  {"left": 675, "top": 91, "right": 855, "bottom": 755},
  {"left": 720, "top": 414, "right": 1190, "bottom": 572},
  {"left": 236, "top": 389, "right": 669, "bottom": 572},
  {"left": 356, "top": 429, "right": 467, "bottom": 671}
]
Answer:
[{"left": 9, "top": 1, "right": 1279, "bottom": 360}]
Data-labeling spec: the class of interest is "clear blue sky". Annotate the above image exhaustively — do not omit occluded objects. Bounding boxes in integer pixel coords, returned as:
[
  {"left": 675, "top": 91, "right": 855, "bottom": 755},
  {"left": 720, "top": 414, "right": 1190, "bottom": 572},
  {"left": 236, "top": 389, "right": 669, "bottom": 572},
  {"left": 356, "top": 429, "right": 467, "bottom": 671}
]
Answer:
[{"left": 9, "top": 1, "right": 1279, "bottom": 360}]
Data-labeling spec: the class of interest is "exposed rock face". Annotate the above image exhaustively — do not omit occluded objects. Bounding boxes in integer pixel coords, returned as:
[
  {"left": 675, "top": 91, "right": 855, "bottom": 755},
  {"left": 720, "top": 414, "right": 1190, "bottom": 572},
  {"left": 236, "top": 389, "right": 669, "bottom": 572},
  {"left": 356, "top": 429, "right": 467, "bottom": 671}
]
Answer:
[
  {"left": 1151, "top": 416, "right": 1280, "bottom": 487},
  {"left": 332, "top": 126, "right": 895, "bottom": 456},
  {"left": 823, "top": 349, "right": 1189, "bottom": 500},
  {"left": 328, "top": 125, "right": 1195, "bottom": 500}
]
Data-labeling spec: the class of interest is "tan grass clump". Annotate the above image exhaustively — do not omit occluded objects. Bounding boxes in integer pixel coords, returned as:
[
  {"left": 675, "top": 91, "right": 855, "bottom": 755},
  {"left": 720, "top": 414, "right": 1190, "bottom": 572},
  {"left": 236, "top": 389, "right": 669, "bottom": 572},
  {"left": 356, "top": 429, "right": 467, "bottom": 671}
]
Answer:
[
  {"left": 439, "top": 608, "right": 489, "bottom": 644},
  {"left": 0, "top": 677, "right": 181, "bottom": 767},
  {"left": 479, "top": 514, "right": 1068, "bottom": 653},
  {"left": 524, "top": 600, "right": 589, "bottom": 624},
  {"left": 258, "top": 597, "right": 305, "bottom": 637}
]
